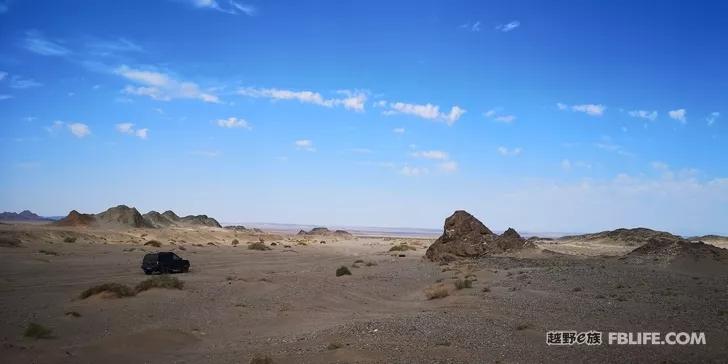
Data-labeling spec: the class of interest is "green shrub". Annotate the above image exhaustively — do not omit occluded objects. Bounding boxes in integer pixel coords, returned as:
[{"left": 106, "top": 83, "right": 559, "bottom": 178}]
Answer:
[
  {"left": 135, "top": 275, "right": 183, "bottom": 293},
  {"left": 336, "top": 266, "right": 352, "bottom": 277},
  {"left": 24, "top": 322, "right": 53, "bottom": 339},
  {"left": 389, "top": 243, "right": 416, "bottom": 252}
]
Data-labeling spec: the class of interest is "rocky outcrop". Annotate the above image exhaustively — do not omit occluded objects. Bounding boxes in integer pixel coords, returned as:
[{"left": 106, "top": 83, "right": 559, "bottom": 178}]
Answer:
[
  {"left": 143, "top": 211, "right": 175, "bottom": 228},
  {"left": 425, "top": 210, "right": 535, "bottom": 262},
  {"left": 297, "top": 227, "right": 352, "bottom": 237},
  {"left": 625, "top": 237, "right": 728, "bottom": 263},
  {"left": 179, "top": 215, "right": 221, "bottom": 228},
  {"left": 558, "top": 228, "right": 683, "bottom": 246},
  {"left": 96, "top": 205, "right": 154, "bottom": 228},
  {"left": 54, "top": 210, "right": 97, "bottom": 227}
]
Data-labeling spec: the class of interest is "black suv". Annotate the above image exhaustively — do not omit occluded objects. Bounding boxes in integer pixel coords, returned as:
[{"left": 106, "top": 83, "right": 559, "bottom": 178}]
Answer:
[{"left": 141, "top": 252, "right": 190, "bottom": 274}]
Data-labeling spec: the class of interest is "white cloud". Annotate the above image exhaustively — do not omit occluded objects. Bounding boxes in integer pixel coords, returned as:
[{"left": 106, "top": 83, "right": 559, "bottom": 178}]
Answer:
[
  {"left": 190, "top": 150, "right": 221, "bottom": 158},
  {"left": 115, "top": 65, "right": 219, "bottom": 103},
  {"left": 238, "top": 87, "right": 367, "bottom": 112},
  {"left": 668, "top": 108, "right": 687, "bottom": 124},
  {"left": 0, "top": 94, "right": 12, "bottom": 100},
  {"left": 23, "top": 30, "right": 71, "bottom": 56},
  {"left": 484, "top": 108, "right": 516, "bottom": 123},
  {"left": 399, "top": 166, "right": 428, "bottom": 177},
  {"left": 381, "top": 101, "right": 465, "bottom": 126},
  {"left": 411, "top": 150, "right": 449, "bottom": 161},
  {"left": 706, "top": 111, "right": 719, "bottom": 126},
  {"left": 439, "top": 161, "right": 458, "bottom": 173},
  {"left": 392, "top": 127, "right": 405, "bottom": 134},
  {"left": 497, "top": 146, "right": 522, "bottom": 156},
  {"left": 561, "top": 159, "right": 592, "bottom": 171},
  {"left": 294, "top": 139, "right": 315, "bottom": 152},
  {"left": 216, "top": 117, "right": 251, "bottom": 129},
  {"left": 189, "top": 0, "right": 256, "bottom": 15},
  {"left": 496, "top": 21, "right": 520, "bottom": 32},
  {"left": 628, "top": 110, "right": 658, "bottom": 121},
  {"left": 561, "top": 159, "right": 572, "bottom": 171},
  {"left": 557, "top": 102, "right": 606, "bottom": 117},
  {"left": 68, "top": 123, "right": 90, "bottom": 138},
  {"left": 115, "top": 123, "right": 149, "bottom": 139},
  {"left": 0, "top": 71, "right": 6, "bottom": 81}
]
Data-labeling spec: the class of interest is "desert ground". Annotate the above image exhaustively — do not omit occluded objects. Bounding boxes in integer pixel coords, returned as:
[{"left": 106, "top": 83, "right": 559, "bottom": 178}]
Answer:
[{"left": 1, "top": 222, "right": 727, "bottom": 363}]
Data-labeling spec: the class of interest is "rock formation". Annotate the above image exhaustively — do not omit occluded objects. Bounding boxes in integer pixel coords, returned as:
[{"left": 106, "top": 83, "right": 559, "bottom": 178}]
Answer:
[
  {"left": 425, "top": 210, "right": 535, "bottom": 262},
  {"left": 297, "top": 227, "right": 352, "bottom": 237}
]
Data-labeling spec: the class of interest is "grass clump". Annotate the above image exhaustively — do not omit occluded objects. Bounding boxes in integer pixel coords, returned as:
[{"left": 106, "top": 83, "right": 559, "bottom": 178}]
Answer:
[
  {"left": 65, "top": 311, "right": 81, "bottom": 318},
  {"left": 80, "top": 283, "right": 136, "bottom": 299},
  {"left": 454, "top": 279, "right": 473, "bottom": 290},
  {"left": 248, "top": 241, "right": 271, "bottom": 251},
  {"left": 425, "top": 284, "right": 449, "bottom": 300},
  {"left": 135, "top": 275, "right": 183, "bottom": 293},
  {"left": 24, "top": 322, "right": 53, "bottom": 339},
  {"left": 327, "top": 342, "right": 344, "bottom": 350},
  {"left": 516, "top": 323, "right": 532, "bottom": 331},
  {"left": 63, "top": 236, "right": 77, "bottom": 243},
  {"left": 144, "top": 240, "right": 162, "bottom": 247},
  {"left": 38, "top": 249, "right": 59, "bottom": 256},
  {"left": 388, "top": 243, "right": 416, "bottom": 252},
  {"left": 249, "top": 354, "right": 274, "bottom": 364},
  {"left": 336, "top": 266, "right": 352, "bottom": 277}
]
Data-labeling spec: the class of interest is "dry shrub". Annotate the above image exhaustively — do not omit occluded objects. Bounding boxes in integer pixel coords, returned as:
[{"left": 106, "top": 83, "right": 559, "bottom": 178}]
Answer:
[
  {"left": 24, "top": 322, "right": 53, "bottom": 339},
  {"left": 454, "top": 279, "right": 473, "bottom": 290},
  {"left": 425, "top": 284, "right": 449, "bottom": 299},
  {"left": 248, "top": 241, "right": 271, "bottom": 251},
  {"left": 336, "top": 266, "right": 352, "bottom": 277},
  {"left": 63, "top": 236, "right": 77, "bottom": 243},
  {"left": 250, "top": 354, "right": 274, "bottom": 364},
  {"left": 135, "top": 275, "right": 183, "bottom": 293},
  {"left": 144, "top": 240, "right": 162, "bottom": 247},
  {"left": 80, "top": 283, "right": 136, "bottom": 299}
]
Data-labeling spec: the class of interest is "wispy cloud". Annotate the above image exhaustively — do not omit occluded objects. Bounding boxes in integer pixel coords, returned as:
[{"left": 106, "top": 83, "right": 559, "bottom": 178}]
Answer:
[
  {"left": 706, "top": 111, "right": 720, "bottom": 126},
  {"left": 187, "top": 0, "right": 257, "bottom": 15},
  {"left": 0, "top": 94, "right": 13, "bottom": 100},
  {"left": 115, "top": 65, "right": 219, "bottom": 103},
  {"left": 239, "top": 87, "right": 367, "bottom": 112},
  {"left": 399, "top": 166, "right": 429, "bottom": 177},
  {"left": 497, "top": 146, "right": 522, "bottom": 157},
  {"left": 668, "top": 108, "right": 687, "bottom": 124},
  {"left": 496, "top": 20, "right": 520, "bottom": 32},
  {"left": 190, "top": 150, "right": 221, "bottom": 158},
  {"left": 216, "top": 117, "right": 251, "bottom": 129},
  {"left": 86, "top": 38, "right": 143, "bottom": 56},
  {"left": 9, "top": 75, "right": 42, "bottom": 89},
  {"left": 294, "top": 139, "right": 315, "bottom": 152},
  {"left": 392, "top": 127, "right": 405, "bottom": 134},
  {"left": 411, "top": 150, "right": 449, "bottom": 161},
  {"left": 0, "top": 71, "right": 6, "bottom": 81},
  {"left": 628, "top": 109, "right": 657, "bottom": 122},
  {"left": 115, "top": 122, "right": 149, "bottom": 139},
  {"left": 350, "top": 148, "right": 373, "bottom": 154},
  {"left": 23, "top": 30, "right": 71, "bottom": 56},
  {"left": 595, "top": 137, "right": 632, "bottom": 157},
  {"left": 381, "top": 101, "right": 465, "bottom": 126},
  {"left": 484, "top": 108, "right": 516, "bottom": 123},
  {"left": 561, "top": 159, "right": 592, "bottom": 171},
  {"left": 557, "top": 102, "right": 605, "bottom": 117},
  {"left": 438, "top": 161, "right": 458, "bottom": 173},
  {"left": 459, "top": 21, "right": 481, "bottom": 32}
]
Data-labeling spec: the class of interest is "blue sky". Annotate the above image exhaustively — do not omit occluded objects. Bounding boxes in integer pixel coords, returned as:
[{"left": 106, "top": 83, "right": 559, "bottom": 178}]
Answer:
[{"left": 1, "top": 0, "right": 727, "bottom": 235}]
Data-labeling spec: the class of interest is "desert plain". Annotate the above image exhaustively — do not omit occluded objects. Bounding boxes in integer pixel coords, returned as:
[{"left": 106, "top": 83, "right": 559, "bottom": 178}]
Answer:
[{"left": 0, "top": 208, "right": 727, "bottom": 363}]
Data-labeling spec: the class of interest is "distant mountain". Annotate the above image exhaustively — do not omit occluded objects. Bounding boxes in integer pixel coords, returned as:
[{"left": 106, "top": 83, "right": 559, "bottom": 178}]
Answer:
[
  {"left": 52, "top": 205, "right": 223, "bottom": 229},
  {"left": 0, "top": 210, "right": 52, "bottom": 222},
  {"left": 558, "top": 227, "right": 683, "bottom": 246}
]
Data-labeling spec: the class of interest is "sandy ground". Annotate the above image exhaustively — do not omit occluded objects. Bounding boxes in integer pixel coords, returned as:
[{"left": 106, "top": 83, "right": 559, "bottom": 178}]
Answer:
[{"left": 0, "top": 224, "right": 726, "bottom": 363}]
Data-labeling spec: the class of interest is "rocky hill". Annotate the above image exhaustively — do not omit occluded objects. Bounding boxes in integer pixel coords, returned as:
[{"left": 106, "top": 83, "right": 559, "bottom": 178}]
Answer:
[
  {"left": 558, "top": 227, "right": 683, "bottom": 246},
  {"left": 425, "top": 210, "right": 535, "bottom": 262},
  {"left": 624, "top": 236, "right": 728, "bottom": 264},
  {"left": 297, "top": 227, "right": 352, "bottom": 237},
  {"left": 0, "top": 210, "right": 51, "bottom": 222},
  {"left": 53, "top": 205, "right": 222, "bottom": 229}
]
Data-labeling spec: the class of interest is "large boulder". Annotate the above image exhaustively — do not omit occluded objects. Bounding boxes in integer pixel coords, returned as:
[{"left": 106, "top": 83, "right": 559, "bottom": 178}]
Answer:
[{"left": 425, "top": 210, "right": 535, "bottom": 262}]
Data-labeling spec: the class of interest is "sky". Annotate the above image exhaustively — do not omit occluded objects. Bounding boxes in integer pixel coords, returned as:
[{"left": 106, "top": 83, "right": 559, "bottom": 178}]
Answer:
[{"left": 1, "top": 0, "right": 727, "bottom": 235}]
